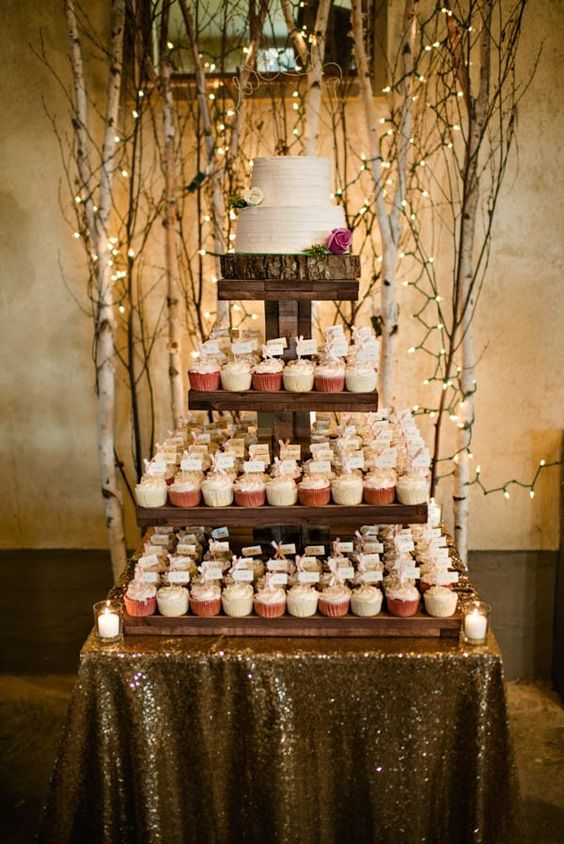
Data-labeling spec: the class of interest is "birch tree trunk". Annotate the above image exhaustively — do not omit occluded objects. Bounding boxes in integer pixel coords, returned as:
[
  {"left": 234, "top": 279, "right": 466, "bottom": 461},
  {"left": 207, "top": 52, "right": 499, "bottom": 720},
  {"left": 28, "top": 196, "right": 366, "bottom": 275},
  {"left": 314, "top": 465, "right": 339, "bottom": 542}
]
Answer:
[
  {"left": 452, "top": 3, "right": 492, "bottom": 564},
  {"left": 179, "top": 0, "right": 229, "bottom": 327},
  {"left": 65, "top": 0, "right": 127, "bottom": 580},
  {"left": 303, "top": 0, "right": 332, "bottom": 156},
  {"left": 160, "top": 3, "right": 185, "bottom": 426},
  {"left": 281, "top": 0, "right": 308, "bottom": 67}
]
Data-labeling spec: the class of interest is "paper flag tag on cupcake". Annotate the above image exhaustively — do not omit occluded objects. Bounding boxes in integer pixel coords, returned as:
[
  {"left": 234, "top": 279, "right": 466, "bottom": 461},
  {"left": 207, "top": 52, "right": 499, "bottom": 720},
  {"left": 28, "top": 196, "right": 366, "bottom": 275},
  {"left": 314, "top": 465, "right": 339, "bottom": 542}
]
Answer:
[
  {"left": 298, "top": 571, "right": 320, "bottom": 583},
  {"left": 269, "top": 573, "right": 289, "bottom": 586},
  {"left": 279, "top": 443, "right": 301, "bottom": 460},
  {"left": 304, "top": 545, "right": 325, "bottom": 556},
  {"left": 181, "top": 457, "right": 203, "bottom": 471},
  {"left": 232, "top": 569, "right": 254, "bottom": 582},
  {"left": 242, "top": 545, "right": 262, "bottom": 557},
  {"left": 361, "top": 571, "right": 383, "bottom": 583},
  {"left": 244, "top": 460, "right": 266, "bottom": 474},
  {"left": 211, "top": 526, "right": 229, "bottom": 539},
  {"left": 167, "top": 571, "right": 190, "bottom": 584},
  {"left": 296, "top": 338, "right": 317, "bottom": 356},
  {"left": 436, "top": 570, "right": 459, "bottom": 585}
]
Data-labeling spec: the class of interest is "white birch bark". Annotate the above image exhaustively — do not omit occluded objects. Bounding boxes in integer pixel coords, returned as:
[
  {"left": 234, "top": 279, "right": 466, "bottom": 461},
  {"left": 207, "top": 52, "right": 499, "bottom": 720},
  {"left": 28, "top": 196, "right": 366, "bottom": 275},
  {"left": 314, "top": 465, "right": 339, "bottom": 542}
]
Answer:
[
  {"left": 159, "top": 22, "right": 185, "bottom": 426},
  {"left": 179, "top": 0, "right": 229, "bottom": 327},
  {"left": 65, "top": 0, "right": 127, "bottom": 581},
  {"left": 281, "top": 0, "right": 308, "bottom": 67},
  {"left": 453, "top": 4, "right": 492, "bottom": 564},
  {"left": 303, "top": 0, "right": 332, "bottom": 156},
  {"left": 352, "top": 0, "right": 417, "bottom": 408}
]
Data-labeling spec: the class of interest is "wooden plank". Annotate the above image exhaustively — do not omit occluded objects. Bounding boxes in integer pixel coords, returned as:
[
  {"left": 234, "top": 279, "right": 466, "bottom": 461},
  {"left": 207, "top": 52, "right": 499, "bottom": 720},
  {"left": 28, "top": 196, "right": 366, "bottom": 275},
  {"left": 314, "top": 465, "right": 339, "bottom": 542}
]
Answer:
[
  {"left": 136, "top": 503, "right": 428, "bottom": 528},
  {"left": 124, "top": 610, "right": 461, "bottom": 639},
  {"left": 220, "top": 253, "right": 360, "bottom": 281},
  {"left": 188, "top": 390, "right": 378, "bottom": 412},
  {"left": 217, "top": 279, "right": 359, "bottom": 301}
]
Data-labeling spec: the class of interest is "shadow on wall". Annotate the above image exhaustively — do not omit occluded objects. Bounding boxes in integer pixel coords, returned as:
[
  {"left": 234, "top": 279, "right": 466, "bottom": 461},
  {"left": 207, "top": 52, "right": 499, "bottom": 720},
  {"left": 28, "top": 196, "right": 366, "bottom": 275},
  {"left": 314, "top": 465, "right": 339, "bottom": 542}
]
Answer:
[{"left": 469, "top": 550, "right": 556, "bottom": 681}]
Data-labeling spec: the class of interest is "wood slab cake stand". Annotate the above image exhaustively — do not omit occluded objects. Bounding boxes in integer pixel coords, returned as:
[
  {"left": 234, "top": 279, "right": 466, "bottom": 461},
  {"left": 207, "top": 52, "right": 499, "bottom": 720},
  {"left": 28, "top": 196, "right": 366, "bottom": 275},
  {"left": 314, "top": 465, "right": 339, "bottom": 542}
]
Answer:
[{"left": 130, "top": 254, "right": 455, "bottom": 638}]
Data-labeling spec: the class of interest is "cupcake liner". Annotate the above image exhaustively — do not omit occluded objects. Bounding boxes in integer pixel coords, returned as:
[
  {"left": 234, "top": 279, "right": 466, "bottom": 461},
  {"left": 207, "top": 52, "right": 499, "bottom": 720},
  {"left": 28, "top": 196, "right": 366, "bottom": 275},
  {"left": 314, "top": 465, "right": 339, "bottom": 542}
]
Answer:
[
  {"left": 318, "top": 597, "right": 350, "bottom": 617},
  {"left": 331, "top": 485, "right": 363, "bottom": 506},
  {"left": 363, "top": 486, "right": 396, "bottom": 505},
  {"left": 252, "top": 372, "right": 283, "bottom": 392},
  {"left": 124, "top": 595, "right": 157, "bottom": 617},
  {"left": 423, "top": 592, "right": 458, "bottom": 618},
  {"left": 168, "top": 488, "right": 202, "bottom": 508},
  {"left": 201, "top": 487, "right": 234, "bottom": 507},
  {"left": 189, "top": 597, "right": 221, "bottom": 617},
  {"left": 351, "top": 594, "right": 383, "bottom": 617},
  {"left": 396, "top": 486, "right": 428, "bottom": 505},
  {"left": 314, "top": 374, "right": 345, "bottom": 393},
  {"left": 286, "top": 594, "right": 319, "bottom": 618},
  {"left": 254, "top": 599, "right": 286, "bottom": 618},
  {"left": 386, "top": 596, "right": 420, "bottom": 617},
  {"left": 234, "top": 489, "right": 266, "bottom": 507},
  {"left": 266, "top": 486, "right": 298, "bottom": 507},
  {"left": 298, "top": 486, "right": 331, "bottom": 506},
  {"left": 157, "top": 594, "right": 189, "bottom": 617},
  {"left": 135, "top": 488, "right": 168, "bottom": 508},
  {"left": 221, "top": 372, "right": 252, "bottom": 392},
  {"left": 345, "top": 372, "right": 377, "bottom": 393},
  {"left": 282, "top": 371, "right": 315, "bottom": 393},
  {"left": 188, "top": 370, "right": 220, "bottom": 391},
  {"left": 221, "top": 595, "right": 254, "bottom": 617}
]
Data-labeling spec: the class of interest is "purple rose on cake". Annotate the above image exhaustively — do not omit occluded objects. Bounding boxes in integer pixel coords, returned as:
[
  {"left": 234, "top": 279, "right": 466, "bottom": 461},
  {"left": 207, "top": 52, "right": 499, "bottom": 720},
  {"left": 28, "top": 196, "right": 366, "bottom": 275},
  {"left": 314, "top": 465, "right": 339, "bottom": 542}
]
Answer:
[{"left": 326, "top": 228, "right": 353, "bottom": 254}]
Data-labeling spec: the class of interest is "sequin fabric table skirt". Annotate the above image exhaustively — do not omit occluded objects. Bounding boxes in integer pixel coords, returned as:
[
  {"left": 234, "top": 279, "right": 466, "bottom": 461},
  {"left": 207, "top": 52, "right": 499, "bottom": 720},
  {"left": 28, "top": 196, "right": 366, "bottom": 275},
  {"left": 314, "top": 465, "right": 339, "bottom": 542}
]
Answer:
[{"left": 40, "top": 632, "right": 521, "bottom": 844}]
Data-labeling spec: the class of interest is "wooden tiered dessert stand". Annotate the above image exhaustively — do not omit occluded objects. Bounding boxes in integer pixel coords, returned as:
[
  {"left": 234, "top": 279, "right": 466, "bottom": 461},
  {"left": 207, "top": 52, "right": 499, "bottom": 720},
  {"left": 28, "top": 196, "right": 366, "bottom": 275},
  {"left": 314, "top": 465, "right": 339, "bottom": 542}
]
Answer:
[{"left": 130, "top": 254, "right": 462, "bottom": 637}]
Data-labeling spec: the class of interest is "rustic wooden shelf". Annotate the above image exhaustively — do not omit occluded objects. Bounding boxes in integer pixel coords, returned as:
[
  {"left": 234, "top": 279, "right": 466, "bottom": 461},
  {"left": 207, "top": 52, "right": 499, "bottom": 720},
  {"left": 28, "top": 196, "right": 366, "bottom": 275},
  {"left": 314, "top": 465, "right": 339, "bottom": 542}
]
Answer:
[
  {"left": 136, "top": 503, "right": 428, "bottom": 528},
  {"left": 217, "top": 277, "right": 359, "bottom": 301},
  {"left": 220, "top": 253, "right": 360, "bottom": 280},
  {"left": 188, "top": 388, "right": 378, "bottom": 412},
  {"left": 124, "top": 609, "right": 461, "bottom": 639}
]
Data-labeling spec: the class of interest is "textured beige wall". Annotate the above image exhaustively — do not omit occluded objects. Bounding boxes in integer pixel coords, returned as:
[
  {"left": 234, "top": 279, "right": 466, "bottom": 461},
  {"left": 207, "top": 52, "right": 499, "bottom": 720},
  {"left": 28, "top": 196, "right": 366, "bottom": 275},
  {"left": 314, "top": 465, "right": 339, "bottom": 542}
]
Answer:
[{"left": 0, "top": 0, "right": 562, "bottom": 550}]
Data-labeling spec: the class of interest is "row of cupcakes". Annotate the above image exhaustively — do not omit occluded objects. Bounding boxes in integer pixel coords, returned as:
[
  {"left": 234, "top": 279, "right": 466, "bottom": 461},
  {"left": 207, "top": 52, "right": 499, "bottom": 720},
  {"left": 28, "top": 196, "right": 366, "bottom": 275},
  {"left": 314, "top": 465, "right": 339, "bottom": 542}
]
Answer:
[{"left": 189, "top": 324, "right": 380, "bottom": 394}]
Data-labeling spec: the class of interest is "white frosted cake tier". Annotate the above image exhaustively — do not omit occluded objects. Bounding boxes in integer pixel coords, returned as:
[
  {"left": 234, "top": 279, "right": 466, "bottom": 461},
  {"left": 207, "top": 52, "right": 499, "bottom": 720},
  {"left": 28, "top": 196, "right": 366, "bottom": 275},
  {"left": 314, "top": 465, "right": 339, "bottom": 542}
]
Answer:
[
  {"left": 235, "top": 205, "right": 346, "bottom": 254},
  {"left": 235, "top": 156, "right": 345, "bottom": 254},
  {"left": 250, "top": 156, "right": 332, "bottom": 207}
]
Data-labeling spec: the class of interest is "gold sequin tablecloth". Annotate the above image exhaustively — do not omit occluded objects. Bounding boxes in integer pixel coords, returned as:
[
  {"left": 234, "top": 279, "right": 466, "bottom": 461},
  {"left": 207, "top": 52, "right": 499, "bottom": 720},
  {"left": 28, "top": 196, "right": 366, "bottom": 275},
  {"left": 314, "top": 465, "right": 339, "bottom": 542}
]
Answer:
[{"left": 40, "top": 630, "right": 520, "bottom": 844}]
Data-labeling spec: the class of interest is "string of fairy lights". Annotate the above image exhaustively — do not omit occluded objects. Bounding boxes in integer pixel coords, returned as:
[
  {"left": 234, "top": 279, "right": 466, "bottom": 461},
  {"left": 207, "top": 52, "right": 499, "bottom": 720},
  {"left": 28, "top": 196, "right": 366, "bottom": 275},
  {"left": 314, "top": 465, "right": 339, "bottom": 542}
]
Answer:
[{"left": 68, "top": 0, "right": 559, "bottom": 504}]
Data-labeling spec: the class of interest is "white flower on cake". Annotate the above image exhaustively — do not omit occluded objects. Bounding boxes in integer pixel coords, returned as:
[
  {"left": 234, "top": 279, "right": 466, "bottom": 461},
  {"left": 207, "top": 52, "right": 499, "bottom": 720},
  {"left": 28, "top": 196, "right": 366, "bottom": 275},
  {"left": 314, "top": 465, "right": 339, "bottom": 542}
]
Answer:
[{"left": 242, "top": 187, "right": 264, "bottom": 206}]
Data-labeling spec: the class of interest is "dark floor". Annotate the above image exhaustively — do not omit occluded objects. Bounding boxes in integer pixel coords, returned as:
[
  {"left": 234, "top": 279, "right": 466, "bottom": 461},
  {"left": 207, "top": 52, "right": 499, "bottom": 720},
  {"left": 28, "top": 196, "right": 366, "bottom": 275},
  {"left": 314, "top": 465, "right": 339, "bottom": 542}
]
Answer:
[{"left": 0, "top": 550, "right": 563, "bottom": 843}]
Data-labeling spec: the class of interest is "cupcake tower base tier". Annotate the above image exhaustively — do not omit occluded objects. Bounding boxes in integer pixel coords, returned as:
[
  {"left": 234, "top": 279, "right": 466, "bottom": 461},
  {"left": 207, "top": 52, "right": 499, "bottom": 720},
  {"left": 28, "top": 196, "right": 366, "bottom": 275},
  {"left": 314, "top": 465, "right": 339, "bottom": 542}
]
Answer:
[
  {"left": 218, "top": 278, "right": 359, "bottom": 301},
  {"left": 188, "top": 389, "right": 378, "bottom": 413},
  {"left": 136, "top": 503, "right": 428, "bottom": 528},
  {"left": 124, "top": 610, "right": 461, "bottom": 639}
]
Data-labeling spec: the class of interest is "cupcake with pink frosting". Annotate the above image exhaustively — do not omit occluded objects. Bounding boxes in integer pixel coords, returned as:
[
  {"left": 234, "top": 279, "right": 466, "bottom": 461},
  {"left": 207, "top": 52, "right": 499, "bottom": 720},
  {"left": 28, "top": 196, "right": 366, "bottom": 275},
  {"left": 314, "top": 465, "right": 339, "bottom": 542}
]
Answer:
[
  {"left": 124, "top": 578, "right": 157, "bottom": 617},
  {"left": 188, "top": 358, "right": 221, "bottom": 391},
  {"left": 253, "top": 575, "right": 286, "bottom": 618}
]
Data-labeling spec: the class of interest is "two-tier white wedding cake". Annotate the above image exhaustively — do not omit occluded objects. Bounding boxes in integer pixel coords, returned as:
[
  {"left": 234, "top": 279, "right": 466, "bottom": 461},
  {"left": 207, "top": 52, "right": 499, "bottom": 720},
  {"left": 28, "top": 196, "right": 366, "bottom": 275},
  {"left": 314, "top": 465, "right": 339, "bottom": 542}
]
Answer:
[{"left": 234, "top": 156, "right": 346, "bottom": 254}]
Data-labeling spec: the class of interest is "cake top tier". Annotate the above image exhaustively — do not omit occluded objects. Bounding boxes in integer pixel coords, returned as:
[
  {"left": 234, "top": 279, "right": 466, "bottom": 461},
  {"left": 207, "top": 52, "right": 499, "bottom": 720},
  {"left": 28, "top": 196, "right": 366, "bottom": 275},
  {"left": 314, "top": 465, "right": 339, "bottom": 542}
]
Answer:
[{"left": 250, "top": 156, "right": 333, "bottom": 208}]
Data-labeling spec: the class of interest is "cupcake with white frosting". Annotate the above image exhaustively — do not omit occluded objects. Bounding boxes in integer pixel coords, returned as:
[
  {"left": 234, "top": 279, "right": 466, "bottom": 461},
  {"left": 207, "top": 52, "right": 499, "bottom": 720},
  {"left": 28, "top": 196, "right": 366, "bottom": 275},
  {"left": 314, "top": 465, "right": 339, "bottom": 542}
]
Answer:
[
  {"left": 423, "top": 586, "right": 458, "bottom": 618},
  {"left": 233, "top": 474, "right": 266, "bottom": 507},
  {"left": 221, "top": 359, "right": 252, "bottom": 391},
  {"left": 188, "top": 358, "right": 221, "bottom": 391},
  {"left": 253, "top": 576, "right": 286, "bottom": 618},
  {"left": 168, "top": 474, "right": 202, "bottom": 507},
  {"left": 201, "top": 474, "right": 234, "bottom": 507},
  {"left": 286, "top": 584, "right": 319, "bottom": 617},
  {"left": 331, "top": 472, "right": 363, "bottom": 506},
  {"left": 385, "top": 583, "right": 420, "bottom": 617},
  {"left": 314, "top": 358, "right": 345, "bottom": 393},
  {"left": 363, "top": 469, "right": 396, "bottom": 505},
  {"left": 124, "top": 579, "right": 157, "bottom": 617},
  {"left": 298, "top": 474, "right": 331, "bottom": 506},
  {"left": 266, "top": 475, "right": 298, "bottom": 506},
  {"left": 221, "top": 582, "right": 254, "bottom": 617},
  {"left": 156, "top": 585, "right": 189, "bottom": 617},
  {"left": 190, "top": 580, "right": 221, "bottom": 616},
  {"left": 318, "top": 581, "right": 351, "bottom": 617},
  {"left": 134, "top": 476, "right": 168, "bottom": 508},
  {"left": 396, "top": 473, "right": 429, "bottom": 505},
  {"left": 282, "top": 359, "right": 315, "bottom": 392},
  {"left": 345, "top": 361, "right": 377, "bottom": 393},
  {"left": 351, "top": 585, "right": 383, "bottom": 617},
  {"left": 252, "top": 354, "right": 284, "bottom": 392}
]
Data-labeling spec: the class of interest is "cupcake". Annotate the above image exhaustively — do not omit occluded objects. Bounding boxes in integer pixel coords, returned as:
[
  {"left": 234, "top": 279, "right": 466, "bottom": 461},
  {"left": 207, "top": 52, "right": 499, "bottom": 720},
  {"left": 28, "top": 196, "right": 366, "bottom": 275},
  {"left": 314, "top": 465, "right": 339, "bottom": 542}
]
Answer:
[
  {"left": 331, "top": 473, "right": 363, "bottom": 506},
  {"left": 351, "top": 585, "right": 383, "bottom": 617},
  {"left": 345, "top": 362, "right": 377, "bottom": 393},
  {"left": 188, "top": 359, "right": 221, "bottom": 391},
  {"left": 287, "top": 585, "right": 319, "bottom": 617},
  {"left": 282, "top": 359, "right": 315, "bottom": 393},
  {"left": 396, "top": 473, "right": 429, "bottom": 505},
  {"left": 298, "top": 475, "right": 331, "bottom": 506},
  {"left": 201, "top": 474, "right": 234, "bottom": 507},
  {"left": 134, "top": 477, "right": 168, "bottom": 508},
  {"left": 156, "top": 585, "right": 189, "bottom": 617},
  {"left": 266, "top": 475, "right": 298, "bottom": 506},
  {"left": 252, "top": 357, "right": 284, "bottom": 392},
  {"left": 124, "top": 579, "right": 157, "bottom": 617},
  {"left": 168, "top": 474, "right": 202, "bottom": 507},
  {"left": 314, "top": 359, "right": 345, "bottom": 393},
  {"left": 423, "top": 586, "right": 458, "bottom": 617},
  {"left": 318, "top": 582, "right": 351, "bottom": 617},
  {"left": 221, "top": 360, "right": 252, "bottom": 392},
  {"left": 385, "top": 584, "right": 420, "bottom": 617},
  {"left": 253, "top": 579, "right": 286, "bottom": 618},
  {"left": 233, "top": 475, "right": 266, "bottom": 507},
  {"left": 221, "top": 582, "right": 254, "bottom": 617},
  {"left": 363, "top": 470, "right": 396, "bottom": 505},
  {"left": 189, "top": 581, "right": 221, "bottom": 616}
]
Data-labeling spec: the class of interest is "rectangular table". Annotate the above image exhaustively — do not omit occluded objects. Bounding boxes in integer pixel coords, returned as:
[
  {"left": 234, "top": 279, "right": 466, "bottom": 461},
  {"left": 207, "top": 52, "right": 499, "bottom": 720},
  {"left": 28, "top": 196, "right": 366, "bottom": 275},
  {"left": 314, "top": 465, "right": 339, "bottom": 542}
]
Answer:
[{"left": 40, "top": 630, "right": 521, "bottom": 844}]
